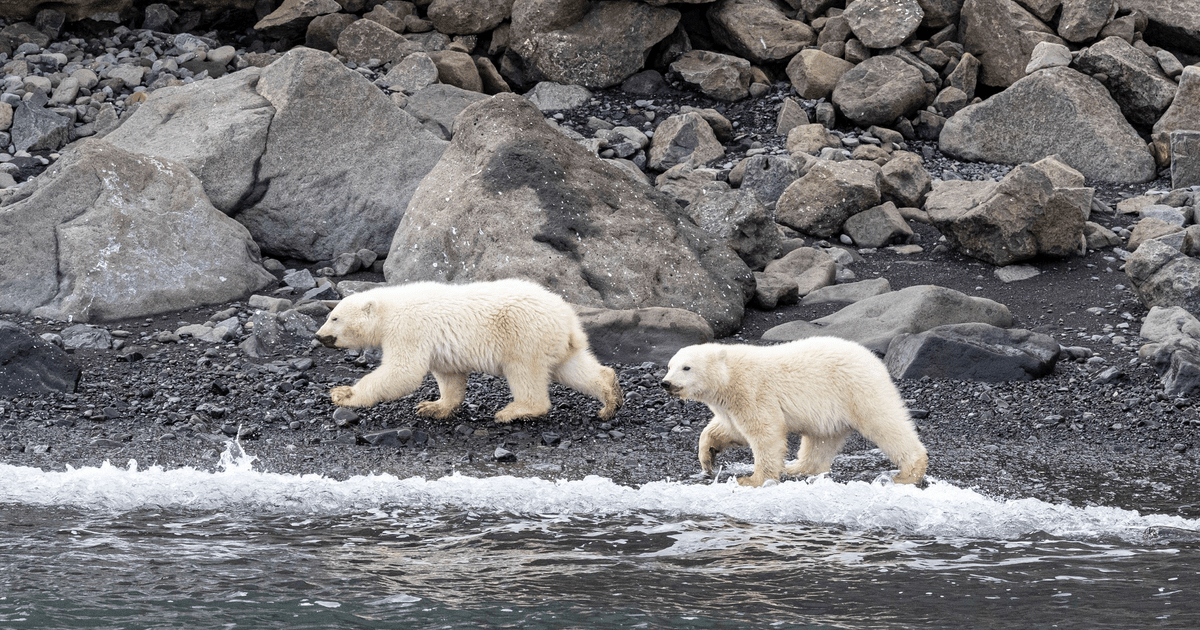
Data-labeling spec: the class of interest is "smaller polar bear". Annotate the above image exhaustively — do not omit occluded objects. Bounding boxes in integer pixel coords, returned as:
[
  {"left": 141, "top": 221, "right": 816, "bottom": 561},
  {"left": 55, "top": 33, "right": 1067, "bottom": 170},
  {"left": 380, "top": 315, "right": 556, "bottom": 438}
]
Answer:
[
  {"left": 661, "top": 337, "right": 927, "bottom": 487},
  {"left": 315, "top": 279, "right": 622, "bottom": 423}
]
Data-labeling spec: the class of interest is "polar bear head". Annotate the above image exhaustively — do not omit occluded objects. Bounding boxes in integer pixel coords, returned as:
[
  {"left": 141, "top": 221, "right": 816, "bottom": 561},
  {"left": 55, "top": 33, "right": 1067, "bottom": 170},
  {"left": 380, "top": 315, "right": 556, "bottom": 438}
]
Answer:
[
  {"left": 315, "top": 293, "right": 379, "bottom": 350},
  {"left": 661, "top": 344, "right": 730, "bottom": 404}
]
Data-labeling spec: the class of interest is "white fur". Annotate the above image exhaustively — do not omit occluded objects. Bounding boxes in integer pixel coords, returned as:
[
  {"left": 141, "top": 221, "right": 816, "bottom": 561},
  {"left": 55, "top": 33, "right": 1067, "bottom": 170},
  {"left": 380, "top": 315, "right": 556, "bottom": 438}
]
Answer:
[
  {"left": 662, "top": 337, "right": 927, "bottom": 486},
  {"left": 315, "top": 279, "right": 622, "bottom": 423}
]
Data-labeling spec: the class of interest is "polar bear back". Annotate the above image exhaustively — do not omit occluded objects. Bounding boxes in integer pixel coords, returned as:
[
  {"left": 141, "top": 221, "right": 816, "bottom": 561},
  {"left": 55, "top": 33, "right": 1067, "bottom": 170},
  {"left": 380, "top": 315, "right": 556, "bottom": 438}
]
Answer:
[{"left": 354, "top": 279, "right": 582, "bottom": 374}]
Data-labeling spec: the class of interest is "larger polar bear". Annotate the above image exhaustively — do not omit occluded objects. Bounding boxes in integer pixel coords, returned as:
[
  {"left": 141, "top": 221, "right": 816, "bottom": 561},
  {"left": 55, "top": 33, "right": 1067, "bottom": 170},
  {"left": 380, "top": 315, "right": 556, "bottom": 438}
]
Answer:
[
  {"left": 315, "top": 279, "right": 623, "bottom": 423},
  {"left": 661, "top": 337, "right": 927, "bottom": 486}
]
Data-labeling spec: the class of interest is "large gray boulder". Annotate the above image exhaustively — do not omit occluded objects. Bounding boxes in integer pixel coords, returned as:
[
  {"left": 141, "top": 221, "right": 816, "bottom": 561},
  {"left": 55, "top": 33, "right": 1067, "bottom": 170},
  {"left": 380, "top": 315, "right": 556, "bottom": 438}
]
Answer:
[
  {"left": 843, "top": 0, "right": 924, "bottom": 49},
  {"left": 776, "top": 159, "right": 882, "bottom": 239},
  {"left": 959, "top": 0, "right": 1062, "bottom": 88},
  {"left": 105, "top": 67, "right": 273, "bottom": 214},
  {"left": 939, "top": 67, "right": 1157, "bottom": 184},
  {"left": 1118, "top": 0, "right": 1200, "bottom": 55},
  {"left": 669, "top": 50, "right": 754, "bottom": 101},
  {"left": 238, "top": 48, "right": 447, "bottom": 261},
  {"left": 575, "top": 305, "right": 713, "bottom": 365},
  {"left": 0, "top": 320, "right": 81, "bottom": 396},
  {"left": 831, "top": 55, "right": 929, "bottom": 127},
  {"left": 0, "top": 140, "right": 274, "bottom": 323},
  {"left": 885, "top": 323, "right": 1061, "bottom": 381},
  {"left": 1125, "top": 239, "right": 1200, "bottom": 314},
  {"left": 428, "top": 0, "right": 513, "bottom": 34},
  {"left": 1155, "top": 66, "right": 1200, "bottom": 138},
  {"left": 510, "top": 1, "right": 680, "bottom": 88},
  {"left": 648, "top": 112, "right": 725, "bottom": 171},
  {"left": 681, "top": 185, "right": 782, "bottom": 270},
  {"left": 402, "top": 83, "right": 492, "bottom": 139},
  {"left": 707, "top": 0, "right": 815, "bottom": 64},
  {"left": 1074, "top": 36, "right": 1178, "bottom": 127},
  {"left": 1056, "top": 0, "right": 1115, "bottom": 43},
  {"left": 925, "top": 164, "right": 1088, "bottom": 265},
  {"left": 761, "top": 284, "right": 1014, "bottom": 353},
  {"left": 383, "top": 93, "right": 754, "bottom": 337}
]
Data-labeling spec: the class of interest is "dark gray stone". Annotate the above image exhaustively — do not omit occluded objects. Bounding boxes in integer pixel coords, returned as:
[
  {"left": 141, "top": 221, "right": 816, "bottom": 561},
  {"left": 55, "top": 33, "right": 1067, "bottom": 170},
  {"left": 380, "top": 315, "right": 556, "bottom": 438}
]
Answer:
[
  {"left": 885, "top": 322, "right": 1061, "bottom": 381},
  {"left": 0, "top": 320, "right": 81, "bottom": 396}
]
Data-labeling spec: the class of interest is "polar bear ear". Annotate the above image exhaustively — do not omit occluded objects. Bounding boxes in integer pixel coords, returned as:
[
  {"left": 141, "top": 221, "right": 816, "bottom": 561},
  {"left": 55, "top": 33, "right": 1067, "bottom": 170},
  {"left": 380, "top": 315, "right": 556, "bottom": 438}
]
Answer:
[{"left": 360, "top": 299, "right": 374, "bottom": 316}]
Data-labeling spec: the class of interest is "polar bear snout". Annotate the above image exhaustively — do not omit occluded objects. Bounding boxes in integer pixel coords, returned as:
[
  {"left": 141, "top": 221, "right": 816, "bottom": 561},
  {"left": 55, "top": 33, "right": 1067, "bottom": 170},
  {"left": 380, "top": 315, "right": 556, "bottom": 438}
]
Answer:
[
  {"left": 316, "top": 333, "right": 338, "bottom": 348},
  {"left": 661, "top": 379, "right": 681, "bottom": 396}
]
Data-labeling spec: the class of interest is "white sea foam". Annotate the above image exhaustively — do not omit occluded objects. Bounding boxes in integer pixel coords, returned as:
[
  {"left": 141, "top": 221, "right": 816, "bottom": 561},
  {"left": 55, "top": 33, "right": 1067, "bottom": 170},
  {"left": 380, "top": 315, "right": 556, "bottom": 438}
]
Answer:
[{"left": 0, "top": 442, "right": 1196, "bottom": 541}]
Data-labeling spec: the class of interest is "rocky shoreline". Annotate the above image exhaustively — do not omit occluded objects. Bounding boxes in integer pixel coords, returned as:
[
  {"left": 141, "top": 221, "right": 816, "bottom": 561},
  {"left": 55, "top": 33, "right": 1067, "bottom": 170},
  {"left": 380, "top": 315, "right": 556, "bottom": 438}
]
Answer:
[{"left": 3, "top": 1, "right": 1200, "bottom": 521}]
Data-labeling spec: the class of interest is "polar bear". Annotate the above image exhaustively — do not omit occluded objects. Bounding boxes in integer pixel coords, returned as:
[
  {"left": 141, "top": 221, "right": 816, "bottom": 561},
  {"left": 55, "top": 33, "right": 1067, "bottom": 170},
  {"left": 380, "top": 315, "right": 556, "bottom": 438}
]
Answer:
[
  {"left": 315, "top": 279, "right": 623, "bottom": 423},
  {"left": 661, "top": 337, "right": 927, "bottom": 487}
]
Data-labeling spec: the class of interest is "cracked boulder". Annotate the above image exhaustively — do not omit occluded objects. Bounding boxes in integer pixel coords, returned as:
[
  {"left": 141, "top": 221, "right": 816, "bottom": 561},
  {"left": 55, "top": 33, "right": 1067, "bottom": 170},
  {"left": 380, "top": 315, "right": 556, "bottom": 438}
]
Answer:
[{"left": 384, "top": 93, "right": 754, "bottom": 337}]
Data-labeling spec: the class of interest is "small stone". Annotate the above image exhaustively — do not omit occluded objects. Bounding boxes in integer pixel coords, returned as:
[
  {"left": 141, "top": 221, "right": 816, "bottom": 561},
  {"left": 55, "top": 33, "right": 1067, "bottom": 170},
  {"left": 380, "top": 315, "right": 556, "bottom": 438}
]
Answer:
[{"left": 493, "top": 446, "right": 516, "bottom": 462}]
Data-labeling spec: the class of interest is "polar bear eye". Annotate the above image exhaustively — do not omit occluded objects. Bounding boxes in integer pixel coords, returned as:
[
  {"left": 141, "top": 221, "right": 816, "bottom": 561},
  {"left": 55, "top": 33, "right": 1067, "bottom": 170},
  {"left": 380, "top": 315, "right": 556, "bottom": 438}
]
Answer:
[{"left": 682, "top": 366, "right": 690, "bottom": 371}]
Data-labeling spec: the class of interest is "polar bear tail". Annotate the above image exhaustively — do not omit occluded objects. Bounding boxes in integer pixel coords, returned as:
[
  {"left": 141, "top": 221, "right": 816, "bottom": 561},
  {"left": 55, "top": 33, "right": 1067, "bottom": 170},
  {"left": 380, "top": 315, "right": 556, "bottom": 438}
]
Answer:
[{"left": 554, "top": 331, "right": 624, "bottom": 420}]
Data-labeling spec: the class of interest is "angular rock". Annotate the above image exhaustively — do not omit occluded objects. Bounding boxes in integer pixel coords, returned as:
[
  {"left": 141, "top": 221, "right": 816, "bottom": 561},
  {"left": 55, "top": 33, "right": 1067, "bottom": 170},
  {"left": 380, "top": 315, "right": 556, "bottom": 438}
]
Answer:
[
  {"left": 947, "top": 51, "right": 981, "bottom": 99},
  {"left": 1125, "top": 239, "right": 1200, "bottom": 313},
  {"left": 682, "top": 186, "right": 782, "bottom": 270},
  {"left": 707, "top": 0, "right": 815, "bottom": 64},
  {"left": 1075, "top": 36, "right": 1178, "bottom": 127},
  {"left": 776, "top": 159, "right": 882, "bottom": 238},
  {"left": 1024, "top": 40, "right": 1072, "bottom": 74},
  {"left": 0, "top": 141, "right": 274, "bottom": 323},
  {"left": 238, "top": 48, "right": 447, "bottom": 260},
  {"left": 380, "top": 52, "right": 439, "bottom": 94},
  {"left": 880, "top": 151, "right": 932, "bottom": 208},
  {"left": 403, "top": 83, "right": 491, "bottom": 139},
  {"left": 428, "top": 50, "right": 484, "bottom": 92},
  {"left": 383, "top": 93, "right": 753, "bottom": 336},
  {"left": 735, "top": 154, "right": 808, "bottom": 209},
  {"left": 525, "top": 81, "right": 591, "bottom": 111},
  {"left": 510, "top": 1, "right": 680, "bottom": 88},
  {"left": 12, "top": 96, "right": 70, "bottom": 152},
  {"left": 1172, "top": 130, "right": 1200, "bottom": 190},
  {"left": 1154, "top": 66, "right": 1200, "bottom": 138},
  {"left": 0, "top": 320, "right": 81, "bottom": 396},
  {"left": 762, "top": 247, "right": 838, "bottom": 296},
  {"left": 575, "top": 305, "right": 713, "bottom": 364},
  {"left": 336, "top": 16, "right": 423, "bottom": 66},
  {"left": 648, "top": 112, "right": 725, "bottom": 171},
  {"left": 960, "top": 0, "right": 1063, "bottom": 88},
  {"left": 752, "top": 272, "right": 801, "bottom": 309},
  {"left": 885, "top": 323, "right": 1061, "bottom": 381},
  {"left": 669, "top": 50, "right": 753, "bottom": 101},
  {"left": 843, "top": 0, "right": 924, "bottom": 49},
  {"left": 240, "top": 310, "right": 320, "bottom": 358},
  {"left": 939, "top": 67, "right": 1156, "bottom": 184},
  {"left": 763, "top": 284, "right": 1013, "bottom": 353},
  {"left": 786, "top": 123, "right": 842, "bottom": 155},
  {"left": 843, "top": 201, "right": 913, "bottom": 248},
  {"left": 775, "top": 97, "right": 809, "bottom": 136},
  {"left": 1117, "top": 0, "right": 1200, "bottom": 56},
  {"left": 1057, "top": 0, "right": 1114, "bottom": 43},
  {"left": 801, "top": 277, "right": 892, "bottom": 305},
  {"left": 305, "top": 12, "right": 357, "bottom": 51},
  {"left": 61, "top": 324, "right": 112, "bottom": 350},
  {"left": 254, "top": 0, "right": 341, "bottom": 40},
  {"left": 831, "top": 55, "right": 928, "bottom": 127},
  {"left": 428, "top": 0, "right": 513, "bottom": 34}
]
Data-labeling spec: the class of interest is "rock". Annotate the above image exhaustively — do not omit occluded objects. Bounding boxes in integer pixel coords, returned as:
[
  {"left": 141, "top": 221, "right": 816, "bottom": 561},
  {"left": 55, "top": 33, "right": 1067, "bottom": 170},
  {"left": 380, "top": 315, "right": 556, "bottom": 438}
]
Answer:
[
  {"left": 1057, "top": 0, "right": 1115, "bottom": 43},
  {"left": 1117, "top": 0, "right": 1200, "bottom": 56},
  {"left": 61, "top": 324, "right": 113, "bottom": 350},
  {"left": 575, "top": 305, "right": 713, "bottom": 364},
  {"left": 932, "top": 86, "right": 970, "bottom": 118},
  {"left": 1075, "top": 36, "right": 1178, "bottom": 127},
  {"left": 1141, "top": 305, "right": 1200, "bottom": 346},
  {"left": 1157, "top": 50, "right": 1185, "bottom": 79},
  {"left": 595, "top": 126, "right": 649, "bottom": 159},
  {"left": 786, "top": 123, "right": 841, "bottom": 156},
  {"left": 776, "top": 159, "right": 882, "bottom": 238},
  {"left": 105, "top": 68, "right": 273, "bottom": 214},
  {"left": 843, "top": 0, "right": 924, "bottom": 49},
  {"left": 510, "top": 1, "right": 679, "bottom": 88},
  {"left": 1154, "top": 67, "right": 1200, "bottom": 139},
  {"left": 253, "top": 0, "right": 341, "bottom": 40},
  {"left": 648, "top": 112, "right": 725, "bottom": 171},
  {"left": 0, "top": 321, "right": 81, "bottom": 396},
  {"left": 775, "top": 97, "right": 810, "bottom": 136},
  {"left": 831, "top": 55, "right": 928, "bottom": 127},
  {"left": 682, "top": 186, "right": 782, "bottom": 270},
  {"left": 880, "top": 151, "right": 932, "bottom": 208},
  {"left": 926, "top": 165, "right": 1087, "bottom": 265},
  {"left": 947, "top": 51, "right": 981, "bottom": 99},
  {"left": 655, "top": 164, "right": 724, "bottom": 207},
  {"left": 707, "top": 0, "right": 815, "bottom": 64},
  {"left": 428, "top": 0, "right": 512, "bottom": 34},
  {"left": 669, "top": 50, "right": 753, "bottom": 101},
  {"left": 885, "top": 323, "right": 1060, "bottom": 381},
  {"left": 494, "top": 446, "right": 517, "bottom": 462},
  {"left": 763, "top": 284, "right": 1013, "bottom": 353},
  {"left": 525, "top": 81, "right": 591, "bottom": 111},
  {"left": 428, "top": 50, "right": 483, "bottom": 92},
  {"left": 762, "top": 247, "right": 838, "bottom": 296},
  {"left": 843, "top": 201, "right": 913, "bottom": 248},
  {"left": 305, "top": 12, "right": 357, "bottom": 51},
  {"left": 1173, "top": 130, "right": 1200, "bottom": 190},
  {"left": 403, "top": 83, "right": 492, "bottom": 140},
  {"left": 0, "top": 141, "right": 274, "bottom": 323},
  {"left": 380, "top": 52, "right": 439, "bottom": 94},
  {"left": 11, "top": 95, "right": 70, "bottom": 152},
  {"left": 801, "top": 277, "right": 892, "bottom": 305},
  {"left": 994, "top": 265, "right": 1041, "bottom": 283},
  {"left": 383, "top": 93, "right": 753, "bottom": 337},
  {"left": 364, "top": 1, "right": 414, "bottom": 31},
  {"left": 1024, "top": 40, "right": 1072, "bottom": 74},
  {"left": 240, "top": 310, "right": 320, "bottom": 358},
  {"left": 1125, "top": 239, "right": 1200, "bottom": 314},
  {"left": 678, "top": 107, "right": 734, "bottom": 143},
  {"left": 336, "top": 16, "right": 423, "bottom": 66},
  {"left": 735, "top": 154, "right": 808, "bottom": 209},
  {"left": 362, "top": 428, "right": 411, "bottom": 447},
  {"left": 1031, "top": 154, "right": 1086, "bottom": 189},
  {"left": 752, "top": 272, "right": 801, "bottom": 309},
  {"left": 1084, "top": 221, "right": 1122, "bottom": 250},
  {"left": 1128, "top": 218, "right": 1183, "bottom": 252},
  {"left": 939, "top": 67, "right": 1157, "bottom": 184},
  {"left": 959, "top": 0, "right": 1062, "bottom": 88}
]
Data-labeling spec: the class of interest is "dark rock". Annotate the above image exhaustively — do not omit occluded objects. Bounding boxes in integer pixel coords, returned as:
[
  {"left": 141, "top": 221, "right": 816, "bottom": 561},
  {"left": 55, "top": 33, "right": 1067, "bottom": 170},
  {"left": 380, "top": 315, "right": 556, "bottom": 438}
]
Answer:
[
  {"left": 0, "top": 321, "right": 81, "bottom": 396},
  {"left": 885, "top": 323, "right": 1061, "bottom": 381}
]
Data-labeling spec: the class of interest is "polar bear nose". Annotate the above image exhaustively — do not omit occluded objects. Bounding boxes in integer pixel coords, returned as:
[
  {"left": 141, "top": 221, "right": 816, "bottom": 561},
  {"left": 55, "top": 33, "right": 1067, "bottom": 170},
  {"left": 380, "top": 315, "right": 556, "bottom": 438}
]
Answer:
[
  {"left": 316, "top": 334, "right": 338, "bottom": 348},
  {"left": 661, "top": 380, "right": 679, "bottom": 394}
]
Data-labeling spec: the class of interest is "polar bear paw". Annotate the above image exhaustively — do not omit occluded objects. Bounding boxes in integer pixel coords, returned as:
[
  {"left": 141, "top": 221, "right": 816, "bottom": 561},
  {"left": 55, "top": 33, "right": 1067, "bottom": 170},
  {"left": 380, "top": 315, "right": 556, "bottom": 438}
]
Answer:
[
  {"left": 416, "top": 400, "right": 457, "bottom": 419},
  {"left": 330, "top": 386, "right": 359, "bottom": 407}
]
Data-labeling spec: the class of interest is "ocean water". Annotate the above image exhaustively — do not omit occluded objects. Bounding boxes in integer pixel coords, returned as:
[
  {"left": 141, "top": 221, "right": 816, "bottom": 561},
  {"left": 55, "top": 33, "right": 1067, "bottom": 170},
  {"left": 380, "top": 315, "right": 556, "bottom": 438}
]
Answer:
[{"left": 2, "top": 442, "right": 1198, "bottom": 629}]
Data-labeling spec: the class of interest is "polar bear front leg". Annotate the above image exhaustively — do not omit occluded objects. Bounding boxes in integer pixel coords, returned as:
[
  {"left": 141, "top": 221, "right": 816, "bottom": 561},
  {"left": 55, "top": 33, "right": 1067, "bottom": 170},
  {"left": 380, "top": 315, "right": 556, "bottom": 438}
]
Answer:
[
  {"left": 697, "top": 411, "right": 747, "bottom": 475},
  {"left": 732, "top": 411, "right": 789, "bottom": 487},
  {"left": 416, "top": 371, "right": 467, "bottom": 419},
  {"left": 331, "top": 359, "right": 426, "bottom": 408}
]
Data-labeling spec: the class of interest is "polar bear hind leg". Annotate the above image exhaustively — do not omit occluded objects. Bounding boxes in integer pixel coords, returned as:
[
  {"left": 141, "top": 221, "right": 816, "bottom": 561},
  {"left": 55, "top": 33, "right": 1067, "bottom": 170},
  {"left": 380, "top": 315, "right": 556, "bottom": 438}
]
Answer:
[
  {"left": 853, "top": 410, "right": 928, "bottom": 485},
  {"left": 416, "top": 370, "right": 468, "bottom": 419},
  {"left": 553, "top": 348, "right": 624, "bottom": 420},
  {"left": 785, "top": 431, "right": 851, "bottom": 478},
  {"left": 495, "top": 362, "right": 553, "bottom": 423}
]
